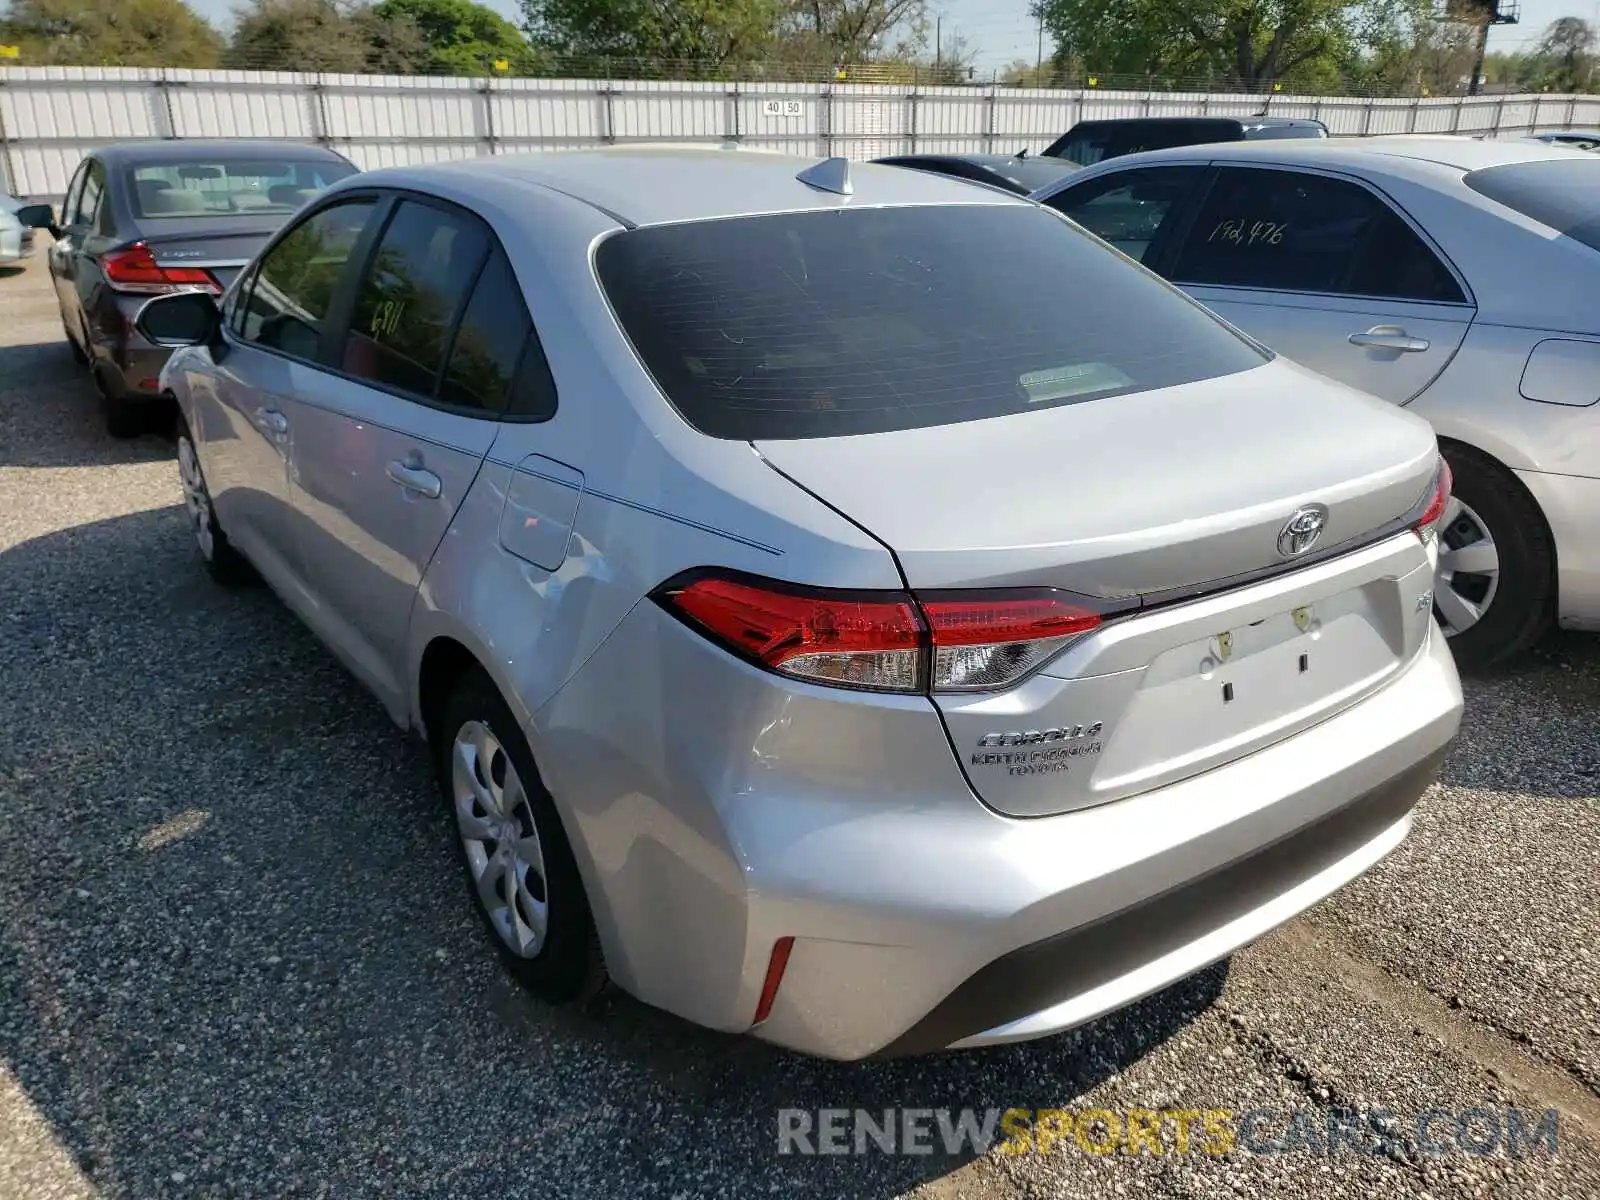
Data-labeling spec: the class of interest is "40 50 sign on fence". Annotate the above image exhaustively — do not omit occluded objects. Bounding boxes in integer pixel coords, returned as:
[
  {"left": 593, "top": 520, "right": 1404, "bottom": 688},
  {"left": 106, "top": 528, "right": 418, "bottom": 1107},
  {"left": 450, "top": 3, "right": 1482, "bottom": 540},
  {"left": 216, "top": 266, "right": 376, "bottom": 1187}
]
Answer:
[{"left": 761, "top": 99, "right": 807, "bottom": 118}]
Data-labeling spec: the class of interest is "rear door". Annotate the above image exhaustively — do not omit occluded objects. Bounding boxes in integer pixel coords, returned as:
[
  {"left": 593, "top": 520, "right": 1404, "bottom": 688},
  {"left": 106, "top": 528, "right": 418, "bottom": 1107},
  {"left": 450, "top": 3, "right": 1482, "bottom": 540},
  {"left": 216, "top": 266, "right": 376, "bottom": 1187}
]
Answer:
[
  {"left": 1172, "top": 165, "right": 1475, "bottom": 403},
  {"left": 285, "top": 194, "right": 519, "bottom": 711}
]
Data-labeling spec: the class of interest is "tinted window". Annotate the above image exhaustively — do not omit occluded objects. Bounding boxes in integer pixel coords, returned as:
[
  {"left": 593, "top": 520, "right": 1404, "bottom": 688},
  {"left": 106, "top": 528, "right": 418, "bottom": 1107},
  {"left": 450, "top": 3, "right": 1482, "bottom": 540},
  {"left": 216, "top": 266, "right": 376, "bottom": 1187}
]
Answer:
[
  {"left": 239, "top": 199, "right": 376, "bottom": 360},
  {"left": 341, "top": 201, "right": 488, "bottom": 399},
  {"left": 73, "top": 165, "right": 103, "bottom": 228},
  {"left": 1240, "top": 123, "right": 1329, "bottom": 140},
  {"left": 1046, "top": 121, "right": 1241, "bottom": 166},
  {"left": 438, "top": 246, "right": 536, "bottom": 414},
  {"left": 595, "top": 204, "right": 1266, "bottom": 442},
  {"left": 1173, "top": 168, "right": 1465, "bottom": 302},
  {"left": 61, "top": 164, "right": 87, "bottom": 227},
  {"left": 128, "top": 158, "right": 355, "bottom": 219},
  {"left": 1046, "top": 167, "right": 1204, "bottom": 263},
  {"left": 1465, "top": 159, "right": 1600, "bottom": 252}
]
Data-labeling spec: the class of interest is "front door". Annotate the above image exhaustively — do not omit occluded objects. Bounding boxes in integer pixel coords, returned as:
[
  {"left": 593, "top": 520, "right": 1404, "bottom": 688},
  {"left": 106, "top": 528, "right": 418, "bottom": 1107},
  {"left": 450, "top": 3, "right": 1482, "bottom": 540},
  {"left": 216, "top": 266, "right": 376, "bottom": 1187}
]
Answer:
[{"left": 204, "top": 197, "right": 382, "bottom": 591}]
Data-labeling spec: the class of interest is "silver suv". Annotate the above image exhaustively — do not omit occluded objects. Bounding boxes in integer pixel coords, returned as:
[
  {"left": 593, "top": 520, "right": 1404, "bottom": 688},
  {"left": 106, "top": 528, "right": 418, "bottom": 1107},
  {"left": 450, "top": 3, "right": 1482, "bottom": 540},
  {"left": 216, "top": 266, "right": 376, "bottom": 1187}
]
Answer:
[{"left": 139, "top": 148, "right": 1462, "bottom": 1061}]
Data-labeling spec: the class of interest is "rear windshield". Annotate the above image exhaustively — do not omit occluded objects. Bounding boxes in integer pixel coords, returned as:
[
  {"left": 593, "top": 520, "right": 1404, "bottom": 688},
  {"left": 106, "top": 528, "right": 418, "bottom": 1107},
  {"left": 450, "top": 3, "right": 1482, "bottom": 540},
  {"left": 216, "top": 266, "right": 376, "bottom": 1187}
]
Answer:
[
  {"left": 1044, "top": 121, "right": 1243, "bottom": 165},
  {"left": 1242, "top": 123, "right": 1329, "bottom": 140},
  {"left": 1464, "top": 159, "right": 1600, "bottom": 252},
  {"left": 129, "top": 158, "right": 357, "bottom": 219},
  {"left": 595, "top": 204, "right": 1267, "bottom": 441}
]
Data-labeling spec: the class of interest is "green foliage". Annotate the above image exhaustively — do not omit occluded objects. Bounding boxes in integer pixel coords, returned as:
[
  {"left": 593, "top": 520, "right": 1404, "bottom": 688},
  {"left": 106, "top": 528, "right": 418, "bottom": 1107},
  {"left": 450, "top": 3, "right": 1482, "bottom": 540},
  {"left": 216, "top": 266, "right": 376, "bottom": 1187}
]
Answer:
[
  {"left": 0, "top": 0, "right": 223, "bottom": 68},
  {"left": 521, "top": 0, "right": 783, "bottom": 68},
  {"left": 224, "top": 0, "right": 433, "bottom": 73},
  {"left": 1030, "top": 0, "right": 1428, "bottom": 90},
  {"left": 374, "top": 0, "right": 544, "bottom": 74}
]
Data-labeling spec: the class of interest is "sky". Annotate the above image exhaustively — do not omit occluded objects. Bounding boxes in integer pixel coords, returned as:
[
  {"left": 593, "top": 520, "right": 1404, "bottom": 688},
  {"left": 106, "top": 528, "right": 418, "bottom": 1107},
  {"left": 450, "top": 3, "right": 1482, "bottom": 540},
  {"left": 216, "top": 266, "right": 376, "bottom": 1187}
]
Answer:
[{"left": 185, "top": 0, "right": 1590, "bottom": 74}]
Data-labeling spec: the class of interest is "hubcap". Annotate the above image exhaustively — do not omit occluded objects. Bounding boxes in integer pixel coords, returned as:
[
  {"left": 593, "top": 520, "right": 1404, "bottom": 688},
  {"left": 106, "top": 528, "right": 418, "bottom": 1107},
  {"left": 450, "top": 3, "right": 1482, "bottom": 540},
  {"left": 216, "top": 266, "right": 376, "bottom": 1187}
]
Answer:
[
  {"left": 1433, "top": 496, "right": 1501, "bottom": 637},
  {"left": 451, "top": 721, "right": 548, "bottom": 959},
  {"left": 176, "top": 436, "right": 215, "bottom": 561}
]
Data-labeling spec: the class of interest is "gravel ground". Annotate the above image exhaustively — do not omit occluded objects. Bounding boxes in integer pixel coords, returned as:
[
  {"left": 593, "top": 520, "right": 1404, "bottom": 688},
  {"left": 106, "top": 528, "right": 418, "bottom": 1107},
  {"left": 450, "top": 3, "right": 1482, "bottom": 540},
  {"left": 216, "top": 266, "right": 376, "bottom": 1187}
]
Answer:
[{"left": 2, "top": 252, "right": 1598, "bottom": 1200}]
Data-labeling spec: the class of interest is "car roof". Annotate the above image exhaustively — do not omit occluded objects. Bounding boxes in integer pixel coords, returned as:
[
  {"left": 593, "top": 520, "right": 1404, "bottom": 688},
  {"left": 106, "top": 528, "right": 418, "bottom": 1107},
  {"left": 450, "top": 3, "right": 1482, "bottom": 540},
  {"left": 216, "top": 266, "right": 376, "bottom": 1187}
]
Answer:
[
  {"left": 350, "top": 146, "right": 1031, "bottom": 227},
  {"left": 91, "top": 140, "right": 352, "bottom": 166},
  {"left": 1072, "top": 115, "right": 1321, "bottom": 130},
  {"left": 1075, "top": 133, "right": 1590, "bottom": 174}
]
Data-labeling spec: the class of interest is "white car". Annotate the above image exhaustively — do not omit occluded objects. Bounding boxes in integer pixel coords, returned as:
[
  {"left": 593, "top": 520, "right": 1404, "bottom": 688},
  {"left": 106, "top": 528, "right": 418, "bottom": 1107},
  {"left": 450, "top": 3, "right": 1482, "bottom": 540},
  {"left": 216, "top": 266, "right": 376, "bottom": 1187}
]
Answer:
[
  {"left": 0, "top": 193, "right": 53, "bottom": 265},
  {"left": 1031, "top": 134, "right": 1600, "bottom": 668}
]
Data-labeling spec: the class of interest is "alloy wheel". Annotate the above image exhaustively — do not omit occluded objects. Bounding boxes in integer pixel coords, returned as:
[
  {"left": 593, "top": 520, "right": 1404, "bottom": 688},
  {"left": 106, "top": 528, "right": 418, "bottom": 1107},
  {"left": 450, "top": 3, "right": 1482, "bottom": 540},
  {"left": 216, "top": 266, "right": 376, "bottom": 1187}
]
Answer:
[
  {"left": 176, "top": 435, "right": 215, "bottom": 562},
  {"left": 451, "top": 720, "right": 549, "bottom": 959},
  {"left": 1433, "top": 496, "right": 1500, "bottom": 637}
]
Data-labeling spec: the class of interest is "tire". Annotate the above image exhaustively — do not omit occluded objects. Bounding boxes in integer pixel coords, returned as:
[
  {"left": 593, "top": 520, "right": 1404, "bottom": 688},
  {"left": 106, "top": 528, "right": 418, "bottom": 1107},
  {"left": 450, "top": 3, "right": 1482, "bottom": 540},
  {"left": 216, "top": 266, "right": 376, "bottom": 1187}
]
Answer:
[
  {"left": 433, "top": 670, "right": 607, "bottom": 1005},
  {"left": 175, "top": 415, "right": 255, "bottom": 586},
  {"left": 1435, "top": 443, "right": 1554, "bottom": 671},
  {"left": 97, "top": 366, "right": 149, "bottom": 440},
  {"left": 63, "top": 317, "right": 88, "bottom": 365}
]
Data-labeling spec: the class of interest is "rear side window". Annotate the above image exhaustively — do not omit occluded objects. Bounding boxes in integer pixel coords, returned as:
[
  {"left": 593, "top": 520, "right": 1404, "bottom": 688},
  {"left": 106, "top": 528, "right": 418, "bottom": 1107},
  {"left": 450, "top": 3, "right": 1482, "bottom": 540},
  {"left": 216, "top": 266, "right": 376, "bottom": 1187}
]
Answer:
[
  {"left": 1172, "top": 168, "right": 1465, "bottom": 303},
  {"left": 342, "top": 200, "right": 488, "bottom": 399},
  {"left": 239, "top": 199, "right": 377, "bottom": 360},
  {"left": 595, "top": 204, "right": 1266, "bottom": 441},
  {"left": 1465, "top": 159, "right": 1600, "bottom": 252},
  {"left": 439, "top": 245, "right": 550, "bottom": 416}
]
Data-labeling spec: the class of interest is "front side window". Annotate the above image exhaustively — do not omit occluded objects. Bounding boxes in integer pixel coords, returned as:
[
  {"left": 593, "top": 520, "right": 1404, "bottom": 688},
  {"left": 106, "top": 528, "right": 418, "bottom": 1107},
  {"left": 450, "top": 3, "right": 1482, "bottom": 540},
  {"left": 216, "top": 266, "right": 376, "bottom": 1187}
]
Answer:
[
  {"left": 1045, "top": 166, "right": 1204, "bottom": 263},
  {"left": 340, "top": 200, "right": 489, "bottom": 399},
  {"left": 128, "top": 158, "right": 357, "bottom": 220},
  {"left": 238, "top": 199, "right": 377, "bottom": 360},
  {"left": 596, "top": 203, "right": 1267, "bottom": 441},
  {"left": 1172, "top": 167, "right": 1465, "bottom": 302},
  {"left": 61, "top": 164, "right": 88, "bottom": 229}
]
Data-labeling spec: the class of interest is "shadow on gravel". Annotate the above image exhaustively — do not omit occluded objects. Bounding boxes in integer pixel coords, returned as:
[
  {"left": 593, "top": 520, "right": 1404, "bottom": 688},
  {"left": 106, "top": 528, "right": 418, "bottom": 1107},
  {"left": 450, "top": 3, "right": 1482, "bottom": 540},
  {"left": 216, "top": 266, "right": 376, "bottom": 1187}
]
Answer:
[
  {"left": 0, "top": 337, "right": 173, "bottom": 468},
  {"left": 1438, "top": 629, "right": 1600, "bottom": 799},
  {"left": 0, "top": 505, "right": 1226, "bottom": 1199}
]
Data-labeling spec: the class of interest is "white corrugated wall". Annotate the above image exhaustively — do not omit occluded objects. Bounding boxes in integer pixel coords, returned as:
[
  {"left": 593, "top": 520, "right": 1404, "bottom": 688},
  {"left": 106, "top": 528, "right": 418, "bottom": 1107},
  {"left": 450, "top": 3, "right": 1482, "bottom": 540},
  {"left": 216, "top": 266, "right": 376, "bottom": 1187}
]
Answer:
[{"left": 4, "top": 66, "right": 1599, "bottom": 198}]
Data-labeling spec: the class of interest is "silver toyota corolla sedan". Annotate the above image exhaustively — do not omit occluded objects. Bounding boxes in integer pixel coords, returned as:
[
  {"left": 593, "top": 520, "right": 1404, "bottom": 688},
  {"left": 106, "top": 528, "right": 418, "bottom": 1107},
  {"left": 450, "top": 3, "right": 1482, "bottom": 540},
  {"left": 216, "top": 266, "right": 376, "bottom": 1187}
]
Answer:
[
  {"left": 1030, "top": 134, "right": 1600, "bottom": 669},
  {"left": 138, "top": 148, "right": 1462, "bottom": 1061}
]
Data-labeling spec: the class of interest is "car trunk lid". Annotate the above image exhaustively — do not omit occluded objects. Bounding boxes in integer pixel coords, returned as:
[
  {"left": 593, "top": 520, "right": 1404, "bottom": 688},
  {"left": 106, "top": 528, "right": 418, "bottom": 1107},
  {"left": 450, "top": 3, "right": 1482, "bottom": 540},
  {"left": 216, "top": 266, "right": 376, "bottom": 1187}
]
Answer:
[{"left": 756, "top": 359, "right": 1444, "bottom": 816}]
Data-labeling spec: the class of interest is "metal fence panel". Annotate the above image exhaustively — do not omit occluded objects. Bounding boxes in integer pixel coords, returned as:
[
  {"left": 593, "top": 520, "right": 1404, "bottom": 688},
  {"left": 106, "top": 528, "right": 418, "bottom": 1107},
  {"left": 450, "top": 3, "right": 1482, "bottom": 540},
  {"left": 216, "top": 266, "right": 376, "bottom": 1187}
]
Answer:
[{"left": 4, "top": 66, "right": 1599, "bottom": 199}]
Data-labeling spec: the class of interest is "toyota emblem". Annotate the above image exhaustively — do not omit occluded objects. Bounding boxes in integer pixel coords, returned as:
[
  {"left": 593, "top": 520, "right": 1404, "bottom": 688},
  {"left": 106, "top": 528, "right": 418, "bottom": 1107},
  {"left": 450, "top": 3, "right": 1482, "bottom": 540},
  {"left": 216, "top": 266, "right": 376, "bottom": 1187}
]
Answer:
[{"left": 1277, "top": 504, "right": 1329, "bottom": 558}]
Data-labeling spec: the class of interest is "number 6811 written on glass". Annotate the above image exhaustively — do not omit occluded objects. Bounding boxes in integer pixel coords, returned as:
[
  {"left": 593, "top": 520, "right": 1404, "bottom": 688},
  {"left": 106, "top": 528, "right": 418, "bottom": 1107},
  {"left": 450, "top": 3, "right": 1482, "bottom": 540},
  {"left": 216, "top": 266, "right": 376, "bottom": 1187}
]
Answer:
[{"left": 1208, "top": 218, "right": 1287, "bottom": 247}]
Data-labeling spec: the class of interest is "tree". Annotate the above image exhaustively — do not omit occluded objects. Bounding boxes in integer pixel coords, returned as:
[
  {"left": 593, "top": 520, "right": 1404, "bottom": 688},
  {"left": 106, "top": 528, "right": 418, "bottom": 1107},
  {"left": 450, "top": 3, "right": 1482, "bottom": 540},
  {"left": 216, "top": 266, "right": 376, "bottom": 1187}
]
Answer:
[
  {"left": 0, "top": 0, "right": 223, "bottom": 67},
  {"left": 374, "top": 0, "right": 543, "bottom": 74},
  {"left": 1531, "top": 16, "right": 1597, "bottom": 92},
  {"left": 1030, "top": 0, "right": 1409, "bottom": 90},
  {"left": 521, "top": 0, "right": 783, "bottom": 70},
  {"left": 225, "top": 0, "right": 428, "bottom": 73},
  {"left": 779, "top": 0, "right": 928, "bottom": 64}
]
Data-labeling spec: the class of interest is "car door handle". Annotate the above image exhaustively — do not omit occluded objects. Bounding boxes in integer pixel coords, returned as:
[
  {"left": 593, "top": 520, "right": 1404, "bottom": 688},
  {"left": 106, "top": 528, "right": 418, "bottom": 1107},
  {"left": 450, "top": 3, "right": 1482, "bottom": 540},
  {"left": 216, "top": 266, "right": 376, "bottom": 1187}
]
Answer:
[
  {"left": 386, "top": 461, "right": 442, "bottom": 499},
  {"left": 253, "top": 406, "right": 289, "bottom": 434},
  {"left": 1348, "top": 326, "right": 1430, "bottom": 353}
]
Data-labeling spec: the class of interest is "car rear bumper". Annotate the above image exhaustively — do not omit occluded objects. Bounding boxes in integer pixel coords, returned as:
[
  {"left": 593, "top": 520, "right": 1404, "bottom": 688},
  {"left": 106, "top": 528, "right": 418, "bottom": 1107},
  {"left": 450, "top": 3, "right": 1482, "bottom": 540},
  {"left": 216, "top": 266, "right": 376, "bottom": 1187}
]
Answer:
[
  {"left": 1516, "top": 467, "right": 1600, "bottom": 630},
  {"left": 89, "top": 294, "right": 173, "bottom": 399},
  {"left": 535, "top": 599, "right": 1462, "bottom": 1061}
]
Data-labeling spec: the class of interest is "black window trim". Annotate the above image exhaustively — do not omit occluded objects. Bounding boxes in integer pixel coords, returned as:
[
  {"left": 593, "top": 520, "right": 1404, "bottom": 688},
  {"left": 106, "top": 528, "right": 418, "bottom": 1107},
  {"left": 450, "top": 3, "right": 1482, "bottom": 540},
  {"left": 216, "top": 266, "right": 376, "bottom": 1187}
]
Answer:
[
  {"left": 225, "top": 186, "right": 558, "bottom": 425},
  {"left": 1171, "top": 161, "right": 1476, "bottom": 309}
]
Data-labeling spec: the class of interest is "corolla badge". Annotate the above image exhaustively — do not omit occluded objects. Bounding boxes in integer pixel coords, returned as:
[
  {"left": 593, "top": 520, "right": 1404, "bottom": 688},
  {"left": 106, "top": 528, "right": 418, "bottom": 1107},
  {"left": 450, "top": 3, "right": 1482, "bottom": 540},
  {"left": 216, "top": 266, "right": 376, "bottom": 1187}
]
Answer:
[{"left": 1276, "top": 504, "right": 1329, "bottom": 559}]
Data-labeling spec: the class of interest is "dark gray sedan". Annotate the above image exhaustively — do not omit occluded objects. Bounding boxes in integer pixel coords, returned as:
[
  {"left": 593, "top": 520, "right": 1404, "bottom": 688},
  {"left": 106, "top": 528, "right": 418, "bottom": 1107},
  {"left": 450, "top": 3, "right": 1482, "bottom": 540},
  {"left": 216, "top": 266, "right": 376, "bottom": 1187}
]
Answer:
[
  {"left": 873, "top": 152, "right": 1082, "bottom": 196},
  {"left": 46, "top": 139, "right": 358, "bottom": 436}
]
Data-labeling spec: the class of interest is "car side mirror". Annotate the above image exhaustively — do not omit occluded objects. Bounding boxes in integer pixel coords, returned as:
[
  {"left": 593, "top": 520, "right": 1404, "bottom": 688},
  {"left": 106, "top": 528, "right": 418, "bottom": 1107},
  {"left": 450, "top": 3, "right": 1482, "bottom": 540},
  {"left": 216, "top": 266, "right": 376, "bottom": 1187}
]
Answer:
[
  {"left": 135, "top": 291, "right": 221, "bottom": 348},
  {"left": 16, "top": 203, "right": 55, "bottom": 231}
]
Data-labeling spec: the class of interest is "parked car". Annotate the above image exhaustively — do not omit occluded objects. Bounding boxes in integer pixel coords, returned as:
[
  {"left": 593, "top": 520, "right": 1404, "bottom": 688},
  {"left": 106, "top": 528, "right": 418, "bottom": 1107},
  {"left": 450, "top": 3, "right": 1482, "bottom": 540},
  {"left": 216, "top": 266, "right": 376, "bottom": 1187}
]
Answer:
[
  {"left": 1030, "top": 134, "right": 1600, "bottom": 668},
  {"left": 139, "top": 148, "right": 1461, "bottom": 1061},
  {"left": 1526, "top": 129, "right": 1600, "bottom": 151},
  {"left": 0, "top": 193, "right": 54, "bottom": 266},
  {"left": 46, "top": 139, "right": 358, "bottom": 437},
  {"left": 872, "top": 151, "right": 1082, "bottom": 195},
  {"left": 1042, "top": 116, "right": 1329, "bottom": 167}
]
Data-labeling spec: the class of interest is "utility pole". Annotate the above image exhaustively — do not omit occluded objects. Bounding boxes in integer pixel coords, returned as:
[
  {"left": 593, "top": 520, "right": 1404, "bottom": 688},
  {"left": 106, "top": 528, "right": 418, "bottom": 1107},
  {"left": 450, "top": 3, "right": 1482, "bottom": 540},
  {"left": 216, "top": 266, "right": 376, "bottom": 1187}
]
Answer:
[
  {"left": 1469, "top": 12, "right": 1489, "bottom": 95},
  {"left": 935, "top": 15, "right": 942, "bottom": 71},
  {"left": 1036, "top": 14, "right": 1044, "bottom": 72}
]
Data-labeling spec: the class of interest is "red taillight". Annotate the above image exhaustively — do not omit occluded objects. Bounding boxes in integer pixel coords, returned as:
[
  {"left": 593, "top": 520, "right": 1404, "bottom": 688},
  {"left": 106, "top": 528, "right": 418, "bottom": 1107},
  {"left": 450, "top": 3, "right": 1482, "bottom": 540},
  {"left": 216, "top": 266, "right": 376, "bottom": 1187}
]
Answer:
[
  {"left": 102, "top": 243, "right": 220, "bottom": 296},
  {"left": 655, "top": 571, "right": 1112, "bottom": 694},
  {"left": 1412, "top": 457, "right": 1453, "bottom": 539},
  {"left": 922, "top": 592, "right": 1104, "bottom": 691},
  {"left": 752, "top": 936, "right": 795, "bottom": 1026},
  {"left": 665, "top": 574, "right": 924, "bottom": 692}
]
